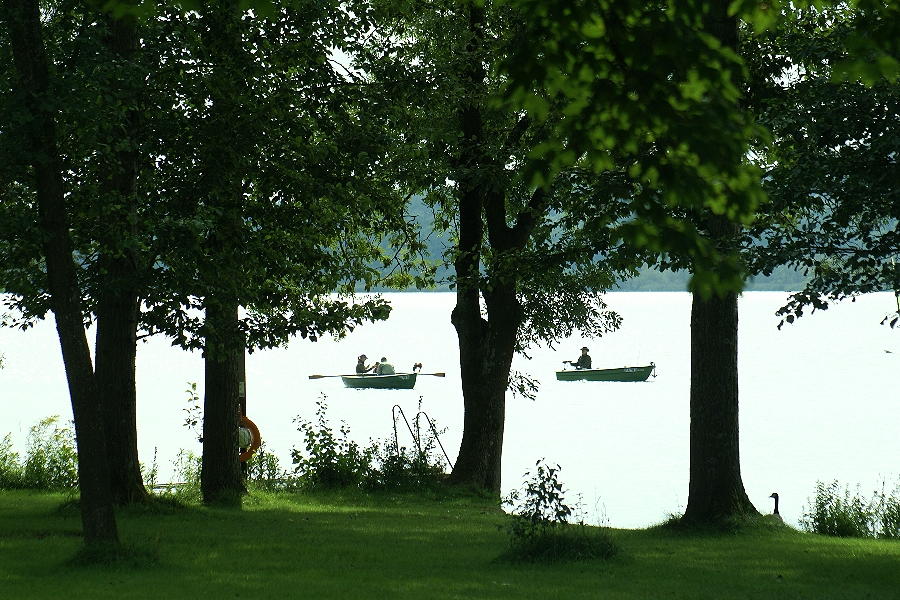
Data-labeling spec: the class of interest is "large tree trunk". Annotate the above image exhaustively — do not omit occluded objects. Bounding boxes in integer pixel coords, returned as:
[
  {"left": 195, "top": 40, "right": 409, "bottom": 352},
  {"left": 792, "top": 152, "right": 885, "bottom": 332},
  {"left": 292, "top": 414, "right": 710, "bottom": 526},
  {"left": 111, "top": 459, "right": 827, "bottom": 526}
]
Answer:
[
  {"left": 682, "top": 267, "right": 756, "bottom": 523},
  {"left": 3, "top": 0, "right": 119, "bottom": 544},
  {"left": 195, "top": 2, "right": 246, "bottom": 506},
  {"left": 448, "top": 283, "right": 520, "bottom": 494},
  {"left": 200, "top": 301, "right": 245, "bottom": 505},
  {"left": 94, "top": 12, "right": 149, "bottom": 505},
  {"left": 95, "top": 256, "right": 145, "bottom": 504},
  {"left": 445, "top": 3, "right": 539, "bottom": 495},
  {"left": 681, "top": 0, "right": 757, "bottom": 526}
]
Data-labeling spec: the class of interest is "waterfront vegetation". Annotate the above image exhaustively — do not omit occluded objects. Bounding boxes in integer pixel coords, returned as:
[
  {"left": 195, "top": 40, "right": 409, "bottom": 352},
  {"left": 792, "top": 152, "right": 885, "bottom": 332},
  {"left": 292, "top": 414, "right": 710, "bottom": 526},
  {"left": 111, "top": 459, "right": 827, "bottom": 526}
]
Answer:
[
  {"left": 1, "top": 489, "right": 899, "bottom": 600},
  {"left": 2, "top": 415, "right": 900, "bottom": 597}
]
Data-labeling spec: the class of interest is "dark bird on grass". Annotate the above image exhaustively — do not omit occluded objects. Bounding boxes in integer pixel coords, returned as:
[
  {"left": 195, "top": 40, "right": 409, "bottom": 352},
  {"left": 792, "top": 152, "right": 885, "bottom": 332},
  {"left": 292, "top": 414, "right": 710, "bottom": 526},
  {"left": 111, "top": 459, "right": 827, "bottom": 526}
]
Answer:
[{"left": 767, "top": 492, "right": 784, "bottom": 523}]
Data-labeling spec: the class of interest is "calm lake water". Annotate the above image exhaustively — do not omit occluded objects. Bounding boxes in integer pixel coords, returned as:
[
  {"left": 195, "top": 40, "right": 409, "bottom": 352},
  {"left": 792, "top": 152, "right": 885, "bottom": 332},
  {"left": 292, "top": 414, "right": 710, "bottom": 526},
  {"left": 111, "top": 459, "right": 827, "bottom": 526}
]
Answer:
[{"left": 1, "top": 292, "right": 898, "bottom": 529}]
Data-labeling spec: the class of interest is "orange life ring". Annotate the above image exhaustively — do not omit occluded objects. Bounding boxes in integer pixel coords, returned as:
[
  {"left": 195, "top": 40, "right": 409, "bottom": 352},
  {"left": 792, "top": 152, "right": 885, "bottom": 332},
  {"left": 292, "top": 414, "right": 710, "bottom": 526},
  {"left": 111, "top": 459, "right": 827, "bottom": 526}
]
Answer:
[{"left": 239, "top": 416, "right": 261, "bottom": 462}]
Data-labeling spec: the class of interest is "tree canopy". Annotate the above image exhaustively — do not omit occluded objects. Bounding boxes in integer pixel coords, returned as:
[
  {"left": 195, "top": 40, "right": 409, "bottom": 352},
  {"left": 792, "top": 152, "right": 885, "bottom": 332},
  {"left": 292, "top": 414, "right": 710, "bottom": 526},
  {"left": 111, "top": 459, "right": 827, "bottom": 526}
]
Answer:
[{"left": 743, "top": 3, "right": 900, "bottom": 327}]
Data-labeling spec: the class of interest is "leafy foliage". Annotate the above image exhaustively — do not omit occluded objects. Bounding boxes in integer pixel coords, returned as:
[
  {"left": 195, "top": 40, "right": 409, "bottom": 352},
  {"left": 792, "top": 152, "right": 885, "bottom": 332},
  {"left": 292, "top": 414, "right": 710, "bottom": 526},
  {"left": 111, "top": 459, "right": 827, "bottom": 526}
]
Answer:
[
  {"left": 501, "top": 0, "right": 766, "bottom": 296},
  {"left": 366, "top": 440, "right": 447, "bottom": 491},
  {"left": 499, "top": 459, "right": 617, "bottom": 563},
  {"left": 735, "top": 0, "right": 900, "bottom": 84},
  {"left": 0, "top": 434, "right": 23, "bottom": 489},
  {"left": 0, "top": 0, "right": 426, "bottom": 348},
  {"left": 801, "top": 480, "right": 900, "bottom": 539},
  {"left": 183, "top": 382, "right": 203, "bottom": 443},
  {"left": 358, "top": 0, "right": 628, "bottom": 350},
  {"left": 0, "top": 417, "right": 78, "bottom": 491},
  {"left": 743, "top": 4, "right": 900, "bottom": 326},
  {"left": 168, "top": 450, "right": 203, "bottom": 503},
  {"left": 140, "top": 448, "right": 160, "bottom": 489},
  {"left": 245, "top": 441, "right": 294, "bottom": 492},
  {"left": 291, "top": 399, "right": 374, "bottom": 489},
  {"left": 367, "top": 400, "right": 449, "bottom": 491},
  {"left": 289, "top": 398, "right": 450, "bottom": 491},
  {"left": 22, "top": 417, "right": 79, "bottom": 491}
]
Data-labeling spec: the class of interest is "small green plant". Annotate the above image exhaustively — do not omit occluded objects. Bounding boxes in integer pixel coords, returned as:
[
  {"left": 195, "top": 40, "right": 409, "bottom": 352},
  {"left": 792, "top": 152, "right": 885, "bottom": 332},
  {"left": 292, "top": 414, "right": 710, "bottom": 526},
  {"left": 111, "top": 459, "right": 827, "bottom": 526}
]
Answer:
[
  {"left": 291, "top": 397, "right": 373, "bottom": 489},
  {"left": 22, "top": 416, "right": 78, "bottom": 491},
  {"left": 499, "top": 459, "right": 617, "bottom": 563},
  {"left": 367, "top": 438, "right": 446, "bottom": 491},
  {"left": 141, "top": 447, "right": 160, "bottom": 489},
  {"left": 183, "top": 382, "right": 203, "bottom": 443},
  {"left": 801, "top": 479, "right": 900, "bottom": 538},
  {"left": 0, "top": 433, "right": 24, "bottom": 489},
  {"left": 367, "top": 398, "right": 449, "bottom": 490},
  {"left": 246, "top": 441, "right": 295, "bottom": 492},
  {"left": 165, "top": 449, "right": 202, "bottom": 502},
  {"left": 876, "top": 483, "right": 900, "bottom": 539}
]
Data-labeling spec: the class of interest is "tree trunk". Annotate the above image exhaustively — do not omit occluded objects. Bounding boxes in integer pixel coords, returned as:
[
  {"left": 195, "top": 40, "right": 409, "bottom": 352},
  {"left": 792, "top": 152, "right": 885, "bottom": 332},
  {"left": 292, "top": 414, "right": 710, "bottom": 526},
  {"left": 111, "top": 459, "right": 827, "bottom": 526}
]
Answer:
[
  {"left": 448, "top": 284, "right": 520, "bottom": 494},
  {"left": 94, "top": 11, "right": 149, "bottom": 505},
  {"left": 681, "top": 0, "right": 757, "bottom": 526},
  {"left": 444, "top": 2, "right": 538, "bottom": 495},
  {"left": 3, "top": 0, "right": 119, "bottom": 544},
  {"left": 682, "top": 267, "right": 756, "bottom": 523},
  {"left": 200, "top": 301, "right": 245, "bottom": 505},
  {"left": 95, "top": 256, "right": 145, "bottom": 504}
]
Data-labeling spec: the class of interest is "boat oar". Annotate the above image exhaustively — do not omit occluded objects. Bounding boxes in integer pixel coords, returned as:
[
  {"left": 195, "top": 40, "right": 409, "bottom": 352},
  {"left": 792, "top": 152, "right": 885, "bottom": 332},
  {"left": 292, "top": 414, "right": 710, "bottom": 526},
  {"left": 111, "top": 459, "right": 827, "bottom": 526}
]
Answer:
[{"left": 308, "top": 372, "right": 445, "bottom": 379}]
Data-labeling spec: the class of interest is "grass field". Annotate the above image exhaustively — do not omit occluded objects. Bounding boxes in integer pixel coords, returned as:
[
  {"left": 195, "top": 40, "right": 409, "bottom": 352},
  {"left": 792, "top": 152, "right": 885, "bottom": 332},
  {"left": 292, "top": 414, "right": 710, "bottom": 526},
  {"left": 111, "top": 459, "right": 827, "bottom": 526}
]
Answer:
[{"left": 1, "top": 489, "right": 899, "bottom": 599}]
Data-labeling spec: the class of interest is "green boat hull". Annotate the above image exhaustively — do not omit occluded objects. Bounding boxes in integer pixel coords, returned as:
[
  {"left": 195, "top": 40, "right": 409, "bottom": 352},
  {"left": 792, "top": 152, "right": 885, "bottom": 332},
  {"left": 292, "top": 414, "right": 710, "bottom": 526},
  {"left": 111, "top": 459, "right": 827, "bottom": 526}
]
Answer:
[
  {"left": 556, "top": 363, "right": 655, "bottom": 382},
  {"left": 341, "top": 373, "right": 417, "bottom": 389}
]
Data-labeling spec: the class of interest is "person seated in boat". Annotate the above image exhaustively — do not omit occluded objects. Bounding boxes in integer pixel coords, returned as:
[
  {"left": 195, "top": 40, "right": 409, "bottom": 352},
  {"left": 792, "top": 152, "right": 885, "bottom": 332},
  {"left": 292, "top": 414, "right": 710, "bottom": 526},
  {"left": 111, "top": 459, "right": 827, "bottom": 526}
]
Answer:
[
  {"left": 376, "top": 357, "right": 395, "bottom": 375},
  {"left": 356, "top": 354, "right": 375, "bottom": 374},
  {"left": 564, "top": 347, "right": 592, "bottom": 370}
]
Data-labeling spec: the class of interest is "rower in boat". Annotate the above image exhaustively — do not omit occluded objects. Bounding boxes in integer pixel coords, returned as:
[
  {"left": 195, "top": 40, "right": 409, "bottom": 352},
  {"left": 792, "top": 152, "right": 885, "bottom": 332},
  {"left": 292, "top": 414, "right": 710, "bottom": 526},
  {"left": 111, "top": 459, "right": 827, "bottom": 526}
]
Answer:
[
  {"left": 563, "top": 347, "right": 592, "bottom": 370},
  {"left": 356, "top": 354, "right": 375, "bottom": 374}
]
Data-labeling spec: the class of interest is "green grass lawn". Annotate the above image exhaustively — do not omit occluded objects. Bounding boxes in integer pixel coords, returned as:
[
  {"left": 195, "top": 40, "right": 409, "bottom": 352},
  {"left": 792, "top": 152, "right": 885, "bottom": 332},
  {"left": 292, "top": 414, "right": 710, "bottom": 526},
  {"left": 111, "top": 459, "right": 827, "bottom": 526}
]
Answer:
[{"left": 1, "top": 489, "right": 898, "bottom": 599}]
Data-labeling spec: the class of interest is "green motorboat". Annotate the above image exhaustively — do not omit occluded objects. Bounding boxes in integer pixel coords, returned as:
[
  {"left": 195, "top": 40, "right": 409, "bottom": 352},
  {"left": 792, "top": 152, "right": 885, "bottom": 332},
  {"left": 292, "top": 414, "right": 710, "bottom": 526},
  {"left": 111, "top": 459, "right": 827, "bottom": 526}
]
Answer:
[
  {"left": 556, "top": 362, "right": 656, "bottom": 382},
  {"left": 341, "top": 373, "right": 418, "bottom": 390}
]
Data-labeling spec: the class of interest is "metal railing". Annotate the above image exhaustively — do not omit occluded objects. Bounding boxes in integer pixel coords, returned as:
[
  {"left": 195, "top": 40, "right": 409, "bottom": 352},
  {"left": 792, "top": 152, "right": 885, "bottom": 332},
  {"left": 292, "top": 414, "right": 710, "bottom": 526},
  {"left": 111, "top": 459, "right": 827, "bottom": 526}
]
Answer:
[{"left": 392, "top": 403, "right": 454, "bottom": 469}]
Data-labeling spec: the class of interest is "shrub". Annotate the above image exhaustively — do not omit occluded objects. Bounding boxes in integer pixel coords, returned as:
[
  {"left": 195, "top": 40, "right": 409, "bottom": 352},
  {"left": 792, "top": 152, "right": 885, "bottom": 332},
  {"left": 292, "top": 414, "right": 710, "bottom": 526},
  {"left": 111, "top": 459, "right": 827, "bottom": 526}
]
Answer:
[
  {"left": 22, "top": 416, "right": 78, "bottom": 491},
  {"left": 0, "top": 433, "right": 24, "bottom": 489},
  {"left": 0, "top": 417, "right": 78, "bottom": 491},
  {"left": 877, "top": 484, "right": 900, "bottom": 539},
  {"left": 499, "top": 459, "right": 617, "bottom": 563},
  {"left": 801, "top": 479, "right": 900, "bottom": 539},
  {"left": 291, "top": 398, "right": 374, "bottom": 489},
  {"left": 366, "top": 439, "right": 446, "bottom": 491},
  {"left": 246, "top": 441, "right": 296, "bottom": 492},
  {"left": 161, "top": 449, "right": 202, "bottom": 502},
  {"left": 366, "top": 402, "right": 449, "bottom": 491}
]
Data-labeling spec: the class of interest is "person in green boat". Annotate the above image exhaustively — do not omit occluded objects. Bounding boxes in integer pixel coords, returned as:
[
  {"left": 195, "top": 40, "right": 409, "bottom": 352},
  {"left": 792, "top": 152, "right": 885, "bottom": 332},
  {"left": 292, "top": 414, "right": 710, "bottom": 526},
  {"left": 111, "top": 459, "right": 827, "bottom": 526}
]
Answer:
[
  {"left": 356, "top": 354, "right": 375, "bottom": 373},
  {"left": 564, "top": 347, "right": 592, "bottom": 370},
  {"left": 376, "top": 357, "right": 395, "bottom": 375}
]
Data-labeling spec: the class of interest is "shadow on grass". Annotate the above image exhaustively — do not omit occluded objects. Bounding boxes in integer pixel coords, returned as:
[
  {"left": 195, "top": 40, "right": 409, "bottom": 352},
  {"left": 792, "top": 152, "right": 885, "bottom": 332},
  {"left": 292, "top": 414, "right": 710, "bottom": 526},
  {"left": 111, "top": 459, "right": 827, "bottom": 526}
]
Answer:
[
  {"left": 67, "top": 542, "right": 159, "bottom": 569},
  {"left": 4, "top": 488, "right": 900, "bottom": 599},
  {"left": 55, "top": 494, "right": 201, "bottom": 517}
]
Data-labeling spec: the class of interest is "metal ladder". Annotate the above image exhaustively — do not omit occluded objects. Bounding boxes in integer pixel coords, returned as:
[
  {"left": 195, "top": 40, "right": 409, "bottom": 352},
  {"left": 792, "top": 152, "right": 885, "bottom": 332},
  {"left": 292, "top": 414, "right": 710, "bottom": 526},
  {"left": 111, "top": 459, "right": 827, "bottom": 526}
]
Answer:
[{"left": 392, "top": 401, "right": 454, "bottom": 469}]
